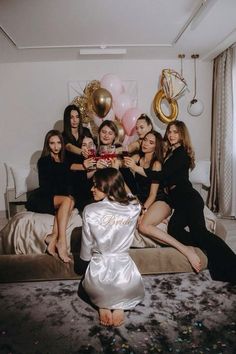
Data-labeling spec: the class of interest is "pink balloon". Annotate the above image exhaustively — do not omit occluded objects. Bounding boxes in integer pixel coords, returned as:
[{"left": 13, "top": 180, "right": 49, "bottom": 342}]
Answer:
[
  {"left": 122, "top": 134, "right": 138, "bottom": 146},
  {"left": 101, "top": 74, "right": 123, "bottom": 101},
  {"left": 113, "top": 93, "right": 133, "bottom": 121},
  {"left": 122, "top": 107, "right": 142, "bottom": 136},
  {"left": 93, "top": 108, "right": 115, "bottom": 127}
]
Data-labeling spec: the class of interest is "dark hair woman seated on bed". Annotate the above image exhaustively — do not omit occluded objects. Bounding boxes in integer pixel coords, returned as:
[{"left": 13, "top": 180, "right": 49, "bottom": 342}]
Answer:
[{"left": 26, "top": 129, "right": 75, "bottom": 263}]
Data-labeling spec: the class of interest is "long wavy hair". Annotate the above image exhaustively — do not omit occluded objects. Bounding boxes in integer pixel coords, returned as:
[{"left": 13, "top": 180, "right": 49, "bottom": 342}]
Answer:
[
  {"left": 63, "top": 104, "right": 84, "bottom": 146},
  {"left": 164, "top": 120, "right": 195, "bottom": 169},
  {"left": 41, "top": 130, "right": 65, "bottom": 162},
  {"left": 139, "top": 130, "right": 164, "bottom": 168},
  {"left": 93, "top": 168, "right": 137, "bottom": 205}
]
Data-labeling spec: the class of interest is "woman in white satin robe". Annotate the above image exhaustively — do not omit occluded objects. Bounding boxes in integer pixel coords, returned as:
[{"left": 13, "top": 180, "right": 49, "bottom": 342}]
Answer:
[{"left": 80, "top": 168, "right": 145, "bottom": 327}]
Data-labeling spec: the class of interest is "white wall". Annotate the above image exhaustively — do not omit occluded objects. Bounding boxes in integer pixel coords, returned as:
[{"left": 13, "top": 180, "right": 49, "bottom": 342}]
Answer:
[{"left": 0, "top": 58, "right": 213, "bottom": 212}]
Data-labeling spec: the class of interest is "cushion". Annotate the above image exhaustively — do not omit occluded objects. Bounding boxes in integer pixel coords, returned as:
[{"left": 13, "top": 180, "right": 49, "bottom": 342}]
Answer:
[
  {"left": 189, "top": 160, "right": 210, "bottom": 187},
  {"left": 10, "top": 164, "right": 39, "bottom": 198}
]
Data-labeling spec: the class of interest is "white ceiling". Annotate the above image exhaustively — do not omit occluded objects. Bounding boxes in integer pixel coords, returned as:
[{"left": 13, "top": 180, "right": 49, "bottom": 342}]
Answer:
[{"left": 0, "top": 0, "right": 236, "bottom": 63}]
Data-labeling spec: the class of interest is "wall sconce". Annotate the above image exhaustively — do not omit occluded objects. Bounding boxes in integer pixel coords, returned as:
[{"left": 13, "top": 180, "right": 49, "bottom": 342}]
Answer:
[{"left": 187, "top": 54, "right": 204, "bottom": 116}]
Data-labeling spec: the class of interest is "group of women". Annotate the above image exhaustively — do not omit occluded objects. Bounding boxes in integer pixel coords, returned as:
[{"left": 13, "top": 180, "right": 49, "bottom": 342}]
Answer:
[{"left": 26, "top": 104, "right": 236, "bottom": 327}]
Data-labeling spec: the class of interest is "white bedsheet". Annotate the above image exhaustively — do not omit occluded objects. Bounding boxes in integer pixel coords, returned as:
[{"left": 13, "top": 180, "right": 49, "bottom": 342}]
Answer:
[
  {"left": 0, "top": 206, "right": 217, "bottom": 255},
  {"left": 0, "top": 209, "right": 82, "bottom": 255}
]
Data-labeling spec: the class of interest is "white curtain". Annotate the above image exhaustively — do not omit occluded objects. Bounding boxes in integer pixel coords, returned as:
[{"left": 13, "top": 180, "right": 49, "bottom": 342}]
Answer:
[
  {"left": 232, "top": 46, "right": 236, "bottom": 217},
  {"left": 208, "top": 46, "right": 235, "bottom": 217}
]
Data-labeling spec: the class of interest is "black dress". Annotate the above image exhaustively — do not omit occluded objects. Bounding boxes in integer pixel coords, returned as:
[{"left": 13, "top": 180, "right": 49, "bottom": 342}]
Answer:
[
  {"left": 26, "top": 155, "right": 73, "bottom": 215},
  {"left": 134, "top": 159, "right": 169, "bottom": 205},
  {"left": 62, "top": 130, "right": 93, "bottom": 211},
  {"left": 147, "top": 145, "right": 236, "bottom": 283}
]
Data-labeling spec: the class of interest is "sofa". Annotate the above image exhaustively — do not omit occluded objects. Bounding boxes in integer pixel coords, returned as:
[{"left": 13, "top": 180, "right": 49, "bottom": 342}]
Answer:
[{"left": 0, "top": 160, "right": 225, "bottom": 283}]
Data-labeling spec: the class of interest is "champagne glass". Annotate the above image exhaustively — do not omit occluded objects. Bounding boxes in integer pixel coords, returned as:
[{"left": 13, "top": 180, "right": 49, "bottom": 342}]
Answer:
[
  {"left": 99, "top": 145, "right": 108, "bottom": 159},
  {"left": 122, "top": 145, "right": 130, "bottom": 158},
  {"left": 88, "top": 143, "right": 97, "bottom": 159},
  {"left": 87, "top": 143, "right": 97, "bottom": 169},
  {"left": 107, "top": 145, "right": 116, "bottom": 159}
]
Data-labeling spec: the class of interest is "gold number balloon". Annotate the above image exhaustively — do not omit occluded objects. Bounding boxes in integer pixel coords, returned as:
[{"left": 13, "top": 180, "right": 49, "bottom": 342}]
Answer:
[
  {"left": 91, "top": 88, "right": 112, "bottom": 118},
  {"left": 153, "top": 89, "right": 179, "bottom": 124}
]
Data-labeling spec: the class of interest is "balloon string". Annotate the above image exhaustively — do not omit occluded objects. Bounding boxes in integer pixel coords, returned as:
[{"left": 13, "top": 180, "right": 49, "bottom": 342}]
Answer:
[{"left": 193, "top": 57, "right": 197, "bottom": 99}]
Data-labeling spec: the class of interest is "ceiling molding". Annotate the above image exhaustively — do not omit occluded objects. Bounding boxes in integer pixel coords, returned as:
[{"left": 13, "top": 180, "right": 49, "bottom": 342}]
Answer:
[
  {"left": 202, "top": 28, "right": 236, "bottom": 61},
  {"left": 0, "top": 26, "right": 17, "bottom": 47}
]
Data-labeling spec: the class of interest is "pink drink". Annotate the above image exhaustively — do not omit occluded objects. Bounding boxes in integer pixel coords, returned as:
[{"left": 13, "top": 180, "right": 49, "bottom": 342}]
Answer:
[{"left": 88, "top": 149, "right": 96, "bottom": 158}]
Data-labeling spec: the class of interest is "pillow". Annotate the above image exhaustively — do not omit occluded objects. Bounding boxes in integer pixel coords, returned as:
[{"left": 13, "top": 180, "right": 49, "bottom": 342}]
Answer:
[
  {"left": 10, "top": 164, "right": 39, "bottom": 198},
  {"left": 4, "top": 163, "right": 14, "bottom": 189},
  {"left": 189, "top": 160, "right": 211, "bottom": 187}
]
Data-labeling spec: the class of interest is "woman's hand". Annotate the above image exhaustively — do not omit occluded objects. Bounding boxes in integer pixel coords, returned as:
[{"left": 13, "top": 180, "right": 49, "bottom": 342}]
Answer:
[
  {"left": 96, "top": 158, "right": 111, "bottom": 169},
  {"left": 123, "top": 156, "right": 137, "bottom": 171},
  {"left": 137, "top": 213, "right": 144, "bottom": 226},
  {"left": 111, "top": 157, "right": 121, "bottom": 170},
  {"left": 81, "top": 147, "right": 89, "bottom": 159},
  {"left": 83, "top": 157, "right": 96, "bottom": 170}
]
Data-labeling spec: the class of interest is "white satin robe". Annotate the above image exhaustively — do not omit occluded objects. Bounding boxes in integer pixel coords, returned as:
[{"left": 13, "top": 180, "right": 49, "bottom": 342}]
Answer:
[{"left": 80, "top": 197, "right": 145, "bottom": 310}]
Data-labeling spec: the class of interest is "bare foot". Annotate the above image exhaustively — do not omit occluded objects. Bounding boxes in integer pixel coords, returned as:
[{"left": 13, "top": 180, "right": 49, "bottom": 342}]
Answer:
[
  {"left": 112, "top": 309, "right": 125, "bottom": 327},
  {"left": 45, "top": 234, "right": 57, "bottom": 256},
  {"left": 186, "top": 246, "right": 201, "bottom": 273},
  {"left": 99, "top": 308, "right": 113, "bottom": 326},
  {"left": 56, "top": 241, "right": 71, "bottom": 263}
]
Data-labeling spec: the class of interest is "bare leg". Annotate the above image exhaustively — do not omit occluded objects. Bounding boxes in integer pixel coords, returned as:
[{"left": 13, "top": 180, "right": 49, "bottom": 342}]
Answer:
[
  {"left": 45, "top": 217, "right": 58, "bottom": 256},
  {"left": 54, "top": 196, "right": 75, "bottom": 263},
  {"left": 139, "top": 201, "right": 201, "bottom": 273},
  {"left": 112, "top": 309, "right": 125, "bottom": 327},
  {"left": 99, "top": 308, "right": 113, "bottom": 326}
]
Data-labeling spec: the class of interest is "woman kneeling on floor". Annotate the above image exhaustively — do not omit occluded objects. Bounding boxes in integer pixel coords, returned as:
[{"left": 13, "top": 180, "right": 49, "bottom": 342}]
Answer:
[{"left": 79, "top": 168, "right": 144, "bottom": 327}]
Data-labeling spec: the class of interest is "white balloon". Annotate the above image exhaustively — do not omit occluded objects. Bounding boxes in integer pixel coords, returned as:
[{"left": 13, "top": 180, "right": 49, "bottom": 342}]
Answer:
[{"left": 187, "top": 99, "right": 204, "bottom": 116}]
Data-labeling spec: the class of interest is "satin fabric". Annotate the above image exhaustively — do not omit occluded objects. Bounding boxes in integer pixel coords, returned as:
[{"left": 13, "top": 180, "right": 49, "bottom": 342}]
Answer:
[{"left": 80, "top": 198, "right": 144, "bottom": 310}]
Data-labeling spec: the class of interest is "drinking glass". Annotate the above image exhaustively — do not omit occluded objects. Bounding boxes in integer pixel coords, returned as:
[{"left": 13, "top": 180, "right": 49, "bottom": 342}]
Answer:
[
  {"left": 107, "top": 145, "right": 116, "bottom": 158},
  {"left": 99, "top": 145, "right": 109, "bottom": 159},
  {"left": 122, "top": 145, "right": 130, "bottom": 158},
  {"left": 88, "top": 143, "right": 97, "bottom": 159},
  {"left": 87, "top": 143, "right": 97, "bottom": 169}
]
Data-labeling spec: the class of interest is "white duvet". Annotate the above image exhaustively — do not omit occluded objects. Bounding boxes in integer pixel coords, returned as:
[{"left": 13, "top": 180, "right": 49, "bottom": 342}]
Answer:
[{"left": 0, "top": 206, "right": 216, "bottom": 255}]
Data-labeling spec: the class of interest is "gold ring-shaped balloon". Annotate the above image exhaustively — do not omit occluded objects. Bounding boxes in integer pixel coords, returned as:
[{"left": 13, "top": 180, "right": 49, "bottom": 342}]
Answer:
[{"left": 153, "top": 89, "right": 179, "bottom": 124}]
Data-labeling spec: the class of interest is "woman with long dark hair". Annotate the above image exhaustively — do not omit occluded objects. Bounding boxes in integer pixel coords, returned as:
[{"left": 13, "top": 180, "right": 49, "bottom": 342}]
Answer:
[
  {"left": 123, "top": 130, "right": 165, "bottom": 210},
  {"left": 80, "top": 168, "right": 144, "bottom": 327},
  {"left": 62, "top": 105, "right": 95, "bottom": 210},
  {"left": 26, "top": 130, "right": 75, "bottom": 263},
  {"left": 140, "top": 120, "right": 236, "bottom": 282},
  {"left": 62, "top": 104, "right": 90, "bottom": 159}
]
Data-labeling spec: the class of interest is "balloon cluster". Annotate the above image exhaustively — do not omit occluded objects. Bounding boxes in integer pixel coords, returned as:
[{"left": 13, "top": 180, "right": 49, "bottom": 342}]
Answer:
[{"left": 71, "top": 74, "right": 141, "bottom": 144}]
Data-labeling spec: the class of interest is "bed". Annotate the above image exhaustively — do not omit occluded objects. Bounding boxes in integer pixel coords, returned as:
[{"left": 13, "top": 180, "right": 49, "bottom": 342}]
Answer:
[{"left": 0, "top": 160, "right": 225, "bottom": 282}]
